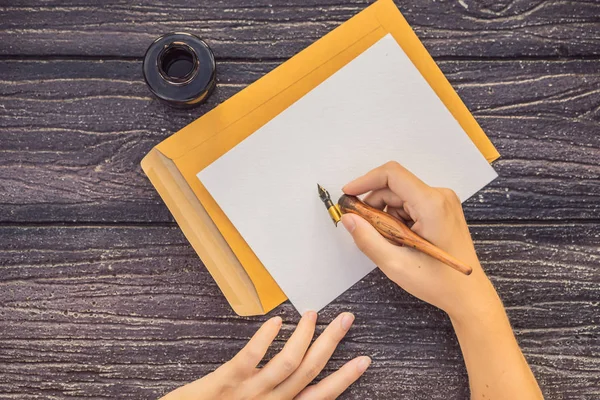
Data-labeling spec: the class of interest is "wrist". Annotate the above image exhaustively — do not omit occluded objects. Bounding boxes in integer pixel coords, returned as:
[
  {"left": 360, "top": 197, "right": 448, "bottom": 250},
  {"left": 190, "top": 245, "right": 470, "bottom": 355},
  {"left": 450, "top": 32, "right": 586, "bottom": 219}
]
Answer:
[{"left": 446, "top": 273, "right": 506, "bottom": 328}]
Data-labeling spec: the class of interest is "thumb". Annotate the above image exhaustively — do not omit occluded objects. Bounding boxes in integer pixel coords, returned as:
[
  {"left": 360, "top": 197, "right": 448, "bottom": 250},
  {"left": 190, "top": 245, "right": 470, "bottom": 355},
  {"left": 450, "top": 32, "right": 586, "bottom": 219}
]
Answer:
[{"left": 341, "top": 213, "right": 399, "bottom": 268}]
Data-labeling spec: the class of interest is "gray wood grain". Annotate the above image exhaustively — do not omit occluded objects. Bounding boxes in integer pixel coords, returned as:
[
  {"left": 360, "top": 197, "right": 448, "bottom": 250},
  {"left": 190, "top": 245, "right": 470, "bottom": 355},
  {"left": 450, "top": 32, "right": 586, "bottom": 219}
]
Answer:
[
  {"left": 0, "top": 223, "right": 598, "bottom": 399},
  {"left": 1, "top": 1, "right": 599, "bottom": 399},
  {"left": 1, "top": 59, "right": 599, "bottom": 223},
  {"left": 1, "top": 0, "right": 600, "bottom": 58}
]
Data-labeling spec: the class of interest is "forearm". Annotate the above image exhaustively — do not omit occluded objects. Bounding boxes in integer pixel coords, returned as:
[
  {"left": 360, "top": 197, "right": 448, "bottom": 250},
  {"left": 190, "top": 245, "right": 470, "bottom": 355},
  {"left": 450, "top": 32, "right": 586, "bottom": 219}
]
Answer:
[
  {"left": 450, "top": 278, "right": 543, "bottom": 400},
  {"left": 340, "top": 163, "right": 544, "bottom": 398}
]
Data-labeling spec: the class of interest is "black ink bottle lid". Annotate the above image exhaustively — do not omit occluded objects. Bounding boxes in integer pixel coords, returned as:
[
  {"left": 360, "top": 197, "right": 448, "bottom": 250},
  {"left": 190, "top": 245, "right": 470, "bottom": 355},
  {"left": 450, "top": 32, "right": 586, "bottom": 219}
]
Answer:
[{"left": 143, "top": 32, "right": 216, "bottom": 108}]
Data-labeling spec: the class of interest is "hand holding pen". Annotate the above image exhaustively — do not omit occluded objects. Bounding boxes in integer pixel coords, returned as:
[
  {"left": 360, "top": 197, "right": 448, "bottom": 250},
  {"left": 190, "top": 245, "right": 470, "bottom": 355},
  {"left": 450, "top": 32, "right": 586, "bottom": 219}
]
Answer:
[
  {"left": 335, "top": 161, "right": 543, "bottom": 400},
  {"left": 331, "top": 161, "right": 490, "bottom": 319},
  {"left": 318, "top": 185, "right": 473, "bottom": 276}
]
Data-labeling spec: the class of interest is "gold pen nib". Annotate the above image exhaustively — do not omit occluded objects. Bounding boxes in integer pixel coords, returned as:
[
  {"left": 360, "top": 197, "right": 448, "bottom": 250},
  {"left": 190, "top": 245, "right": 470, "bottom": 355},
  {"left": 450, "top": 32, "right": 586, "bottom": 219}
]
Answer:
[{"left": 317, "top": 184, "right": 342, "bottom": 226}]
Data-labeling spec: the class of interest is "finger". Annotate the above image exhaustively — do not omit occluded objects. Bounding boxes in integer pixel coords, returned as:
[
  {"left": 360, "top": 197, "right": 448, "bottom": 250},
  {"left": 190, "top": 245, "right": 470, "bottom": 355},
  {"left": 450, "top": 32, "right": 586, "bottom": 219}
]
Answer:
[
  {"left": 341, "top": 214, "right": 423, "bottom": 281},
  {"left": 230, "top": 316, "right": 282, "bottom": 373},
  {"left": 343, "top": 161, "right": 431, "bottom": 204},
  {"left": 340, "top": 213, "right": 406, "bottom": 268},
  {"left": 386, "top": 206, "right": 412, "bottom": 223},
  {"left": 250, "top": 311, "right": 317, "bottom": 390},
  {"left": 294, "top": 356, "right": 371, "bottom": 400},
  {"left": 273, "top": 312, "right": 355, "bottom": 398},
  {"left": 385, "top": 207, "right": 408, "bottom": 225},
  {"left": 363, "top": 188, "right": 405, "bottom": 210}
]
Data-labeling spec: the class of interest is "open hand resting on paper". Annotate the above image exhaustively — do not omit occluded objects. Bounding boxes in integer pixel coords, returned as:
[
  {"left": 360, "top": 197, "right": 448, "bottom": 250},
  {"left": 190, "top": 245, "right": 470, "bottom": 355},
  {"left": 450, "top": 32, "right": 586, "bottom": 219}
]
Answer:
[
  {"left": 340, "top": 161, "right": 499, "bottom": 322},
  {"left": 160, "top": 312, "right": 370, "bottom": 400}
]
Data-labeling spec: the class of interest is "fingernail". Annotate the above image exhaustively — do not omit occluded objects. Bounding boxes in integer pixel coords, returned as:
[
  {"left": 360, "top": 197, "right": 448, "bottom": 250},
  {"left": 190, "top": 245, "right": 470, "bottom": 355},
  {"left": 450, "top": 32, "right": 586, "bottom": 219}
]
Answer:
[
  {"left": 341, "top": 313, "right": 355, "bottom": 331},
  {"left": 357, "top": 356, "right": 371, "bottom": 373},
  {"left": 303, "top": 310, "right": 317, "bottom": 323},
  {"left": 272, "top": 316, "right": 283, "bottom": 326},
  {"left": 341, "top": 214, "right": 356, "bottom": 233}
]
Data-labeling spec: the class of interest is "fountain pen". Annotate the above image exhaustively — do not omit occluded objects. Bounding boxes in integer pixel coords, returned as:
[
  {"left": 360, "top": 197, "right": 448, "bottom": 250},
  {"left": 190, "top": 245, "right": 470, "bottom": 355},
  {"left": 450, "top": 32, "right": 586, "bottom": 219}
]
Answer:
[{"left": 317, "top": 184, "right": 472, "bottom": 276}]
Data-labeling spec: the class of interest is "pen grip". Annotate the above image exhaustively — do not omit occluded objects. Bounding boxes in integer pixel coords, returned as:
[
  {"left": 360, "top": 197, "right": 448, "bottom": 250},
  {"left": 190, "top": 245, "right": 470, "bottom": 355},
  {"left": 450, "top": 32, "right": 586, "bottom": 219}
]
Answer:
[{"left": 338, "top": 194, "right": 472, "bottom": 276}]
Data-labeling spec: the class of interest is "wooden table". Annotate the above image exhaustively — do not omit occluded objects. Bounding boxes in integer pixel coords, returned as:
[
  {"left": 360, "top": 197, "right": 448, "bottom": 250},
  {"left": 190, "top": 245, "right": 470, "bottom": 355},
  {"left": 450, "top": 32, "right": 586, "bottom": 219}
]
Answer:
[{"left": 1, "top": 1, "right": 599, "bottom": 398}]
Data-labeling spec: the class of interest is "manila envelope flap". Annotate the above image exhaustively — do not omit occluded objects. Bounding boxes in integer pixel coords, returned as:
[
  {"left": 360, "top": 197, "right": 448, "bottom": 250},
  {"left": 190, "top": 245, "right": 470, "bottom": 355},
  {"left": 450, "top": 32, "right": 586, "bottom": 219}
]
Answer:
[{"left": 141, "top": 0, "right": 500, "bottom": 316}]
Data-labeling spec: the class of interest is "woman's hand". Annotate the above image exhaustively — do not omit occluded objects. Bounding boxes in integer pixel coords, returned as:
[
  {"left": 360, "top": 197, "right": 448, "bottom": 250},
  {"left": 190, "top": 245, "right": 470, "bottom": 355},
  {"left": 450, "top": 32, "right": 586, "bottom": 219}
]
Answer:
[
  {"left": 161, "top": 312, "right": 370, "bottom": 400},
  {"left": 341, "top": 161, "right": 498, "bottom": 322},
  {"left": 342, "top": 162, "right": 543, "bottom": 399}
]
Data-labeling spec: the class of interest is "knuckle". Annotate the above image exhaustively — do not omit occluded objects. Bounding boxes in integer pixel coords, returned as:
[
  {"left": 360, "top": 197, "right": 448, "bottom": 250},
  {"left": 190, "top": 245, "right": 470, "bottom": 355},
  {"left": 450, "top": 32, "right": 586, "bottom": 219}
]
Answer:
[
  {"left": 325, "top": 326, "right": 346, "bottom": 344},
  {"left": 428, "top": 191, "right": 447, "bottom": 210},
  {"left": 424, "top": 189, "right": 463, "bottom": 221},
  {"left": 281, "top": 356, "right": 300, "bottom": 373},
  {"left": 221, "top": 360, "right": 242, "bottom": 378},
  {"left": 216, "top": 377, "right": 237, "bottom": 396},
  {"left": 383, "top": 161, "right": 402, "bottom": 172},
  {"left": 440, "top": 188, "right": 460, "bottom": 204},
  {"left": 245, "top": 349, "right": 260, "bottom": 363},
  {"left": 239, "top": 349, "right": 261, "bottom": 369},
  {"left": 304, "top": 364, "right": 322, "bottom": 381},
  {"left": 233, "top": 383, "right": 252, "bottom": 400}
]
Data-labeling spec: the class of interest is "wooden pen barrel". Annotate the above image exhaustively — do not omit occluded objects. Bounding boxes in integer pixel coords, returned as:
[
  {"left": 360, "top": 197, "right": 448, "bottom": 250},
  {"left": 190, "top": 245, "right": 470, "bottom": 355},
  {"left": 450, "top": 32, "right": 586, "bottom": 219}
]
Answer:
[{"left": 338, "top": 195, "right": 472, "bottom": 275}]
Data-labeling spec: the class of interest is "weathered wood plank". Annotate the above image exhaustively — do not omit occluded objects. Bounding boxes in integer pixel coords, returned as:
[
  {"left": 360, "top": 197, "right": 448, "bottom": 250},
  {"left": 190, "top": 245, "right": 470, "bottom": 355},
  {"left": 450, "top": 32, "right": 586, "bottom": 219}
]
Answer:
[
  {"left": 2, "top": 2, "right": 598, "bottom": 400},
  {"left": 1, "top": 0, "right": 600, "bottom": 59},
  {"left": 1, "top": 59, "right": 598, "bottom": 223},
  {"left": 0, "top": 223, "right": 598, "bottom": 399}
]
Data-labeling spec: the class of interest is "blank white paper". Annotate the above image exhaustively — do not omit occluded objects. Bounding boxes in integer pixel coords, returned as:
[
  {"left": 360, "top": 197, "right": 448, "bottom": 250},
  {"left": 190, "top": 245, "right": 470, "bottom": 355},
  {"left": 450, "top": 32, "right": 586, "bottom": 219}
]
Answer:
[{"left": 198, "top": 34, "right": 498, "bottom": 314}]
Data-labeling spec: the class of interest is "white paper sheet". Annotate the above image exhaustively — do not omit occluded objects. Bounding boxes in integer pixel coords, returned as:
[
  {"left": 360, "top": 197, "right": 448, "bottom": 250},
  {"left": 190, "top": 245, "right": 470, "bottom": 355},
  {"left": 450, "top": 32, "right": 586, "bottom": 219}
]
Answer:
[{"left": 198, "top": 34, "right": 498, "bottom": 314}]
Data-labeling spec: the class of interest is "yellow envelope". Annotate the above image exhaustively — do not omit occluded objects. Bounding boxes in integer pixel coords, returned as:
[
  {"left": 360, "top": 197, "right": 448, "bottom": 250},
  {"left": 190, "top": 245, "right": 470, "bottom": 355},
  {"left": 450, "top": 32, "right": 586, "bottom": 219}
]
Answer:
[{"left": 141, "top": 0, "right": 500, "bottom": 316}]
